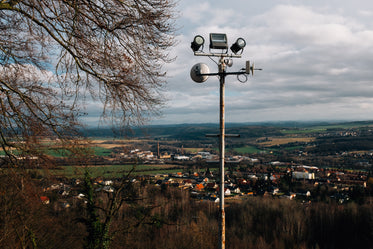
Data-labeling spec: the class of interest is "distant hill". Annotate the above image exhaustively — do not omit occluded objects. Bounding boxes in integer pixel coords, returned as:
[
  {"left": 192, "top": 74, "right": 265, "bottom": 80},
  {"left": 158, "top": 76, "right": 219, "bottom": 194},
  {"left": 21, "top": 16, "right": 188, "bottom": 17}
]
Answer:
[{"left": 80, "top": 120, "right": 373, "bottom": 140}]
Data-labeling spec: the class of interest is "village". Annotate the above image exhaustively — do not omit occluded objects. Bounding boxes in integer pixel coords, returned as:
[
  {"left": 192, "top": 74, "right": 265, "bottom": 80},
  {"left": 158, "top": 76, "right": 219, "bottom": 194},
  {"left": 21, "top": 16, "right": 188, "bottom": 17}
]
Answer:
[{"left": 40, "top": 144, "right": 371, "bottom": 210}]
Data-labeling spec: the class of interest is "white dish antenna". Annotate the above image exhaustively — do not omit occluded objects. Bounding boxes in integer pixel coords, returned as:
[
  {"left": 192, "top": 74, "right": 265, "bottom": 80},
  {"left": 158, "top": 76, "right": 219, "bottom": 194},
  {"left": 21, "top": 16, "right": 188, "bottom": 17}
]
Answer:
[{"left": 190, "top": 63, "right": 210, "bottom": 83}]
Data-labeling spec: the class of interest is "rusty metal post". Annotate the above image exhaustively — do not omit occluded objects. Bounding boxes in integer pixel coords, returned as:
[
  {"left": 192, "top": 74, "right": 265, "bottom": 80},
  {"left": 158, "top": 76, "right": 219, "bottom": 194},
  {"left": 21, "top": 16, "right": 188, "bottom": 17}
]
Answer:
[
  {"left": 218, "top": 57, "right": 226, "bottom": 249},
  {"left": 190, "top": 35, "right": 260, "bottom": 249}
]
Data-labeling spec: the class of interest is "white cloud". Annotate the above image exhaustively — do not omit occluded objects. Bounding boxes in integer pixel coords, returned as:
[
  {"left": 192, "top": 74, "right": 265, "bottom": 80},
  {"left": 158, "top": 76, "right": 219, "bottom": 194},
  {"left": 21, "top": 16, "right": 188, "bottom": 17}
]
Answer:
[
  {"left": 155, "top": 1, "right": 373, "bottom": 124},
  {"left": 0, "top": 64, "right": 55, "bottom": 83}
]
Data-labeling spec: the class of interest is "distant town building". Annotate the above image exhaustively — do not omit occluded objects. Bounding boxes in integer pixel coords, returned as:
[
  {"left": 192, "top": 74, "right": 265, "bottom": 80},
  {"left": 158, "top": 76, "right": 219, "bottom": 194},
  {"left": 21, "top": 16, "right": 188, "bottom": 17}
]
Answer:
[
  {"left": 174, "top": 155, "right": 190, "bottom": 160},
  {"left": 197, "top": 151, "right": 213, "bottom": 159},
  {"left": 292, "top": 171, "right": 315, "bottom": 180}
]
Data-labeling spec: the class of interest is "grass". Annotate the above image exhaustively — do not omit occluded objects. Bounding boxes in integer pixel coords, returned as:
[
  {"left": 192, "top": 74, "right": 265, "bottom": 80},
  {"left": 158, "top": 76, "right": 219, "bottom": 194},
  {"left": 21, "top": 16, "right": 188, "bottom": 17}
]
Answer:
[
  {"left": 233, "top": 145, "right": 264, "bottom": 154},
  {"left": 46, "top": 164, "right": 182, "bottom": 178},
  {"left": 45, "top": 148, "right": 72, "bottom": 158},
  {"left": 281, "top": 122, "right": 373, "bottom": 135},
  {"left": 183, "top": 148, "right": 205, "bottom": 153},
  {"left": 41, "top": 146, "right": 114, "bottom": 158},
  {"left": 258, "top": 137, "right": 314, "bottom": 147},
  {"left": 284, "top": 146, "right": 304, "bottom": 151},
  {"left": 281, "top": 128, "right": 325, "bottom": 134},
  {"left": 92, "top": 146, "right": 113, "bottom": 156},
  {"left": 0, "top": 146, "right": 113, "bottom": 158}
]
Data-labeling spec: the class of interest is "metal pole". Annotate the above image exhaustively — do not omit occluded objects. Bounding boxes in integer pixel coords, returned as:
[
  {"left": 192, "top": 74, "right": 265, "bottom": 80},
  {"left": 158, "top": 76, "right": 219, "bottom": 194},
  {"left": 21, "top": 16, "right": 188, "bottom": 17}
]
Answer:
[
  {"left": 218, "top": 57, "right": 226, "bottom": 249},
  {"left": 191, "top": 35, "right": 260, "bottom": 249}
]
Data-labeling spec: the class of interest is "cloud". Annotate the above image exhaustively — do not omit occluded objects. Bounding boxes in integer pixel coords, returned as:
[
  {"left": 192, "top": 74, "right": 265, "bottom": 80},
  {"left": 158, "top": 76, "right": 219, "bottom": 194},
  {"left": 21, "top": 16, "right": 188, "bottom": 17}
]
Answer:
[{"left": 156, "top": 1, "right": 373, "bottom": 124}]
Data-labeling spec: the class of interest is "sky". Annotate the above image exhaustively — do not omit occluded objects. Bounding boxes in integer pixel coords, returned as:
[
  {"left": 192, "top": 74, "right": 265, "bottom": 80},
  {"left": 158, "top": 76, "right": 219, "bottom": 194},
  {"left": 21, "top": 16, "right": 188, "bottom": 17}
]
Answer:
[{"left": 151, "top": 0, "right": 373, "bottom": 125}]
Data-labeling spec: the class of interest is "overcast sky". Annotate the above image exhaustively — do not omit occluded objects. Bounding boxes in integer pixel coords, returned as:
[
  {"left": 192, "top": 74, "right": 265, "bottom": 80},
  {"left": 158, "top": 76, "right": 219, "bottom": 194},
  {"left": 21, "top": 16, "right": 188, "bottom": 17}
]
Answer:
[{"left": 148, "top": 0, "right": 373, "bottom": 125}]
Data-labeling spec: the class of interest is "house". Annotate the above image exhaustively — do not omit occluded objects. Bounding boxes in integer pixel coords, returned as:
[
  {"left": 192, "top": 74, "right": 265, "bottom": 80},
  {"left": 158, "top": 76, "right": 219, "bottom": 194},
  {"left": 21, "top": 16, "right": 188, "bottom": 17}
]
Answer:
[
  {"left": 182, "top": 179, "right": 193, "bottom": 188},
  {"left": 270, "top": 174, "right": 282, "bottom": 183},
  {"left": 228, "top": 186, "right": 241, "bottom": 194},
  {"left": 209, "top": 196, "right": 219, "bottom": 203},
  {"left": 247, "top": 174, "right": 258, "bottom": 180},
  {"left": 284, "top": 193, "right": 296, "bottom": 200},
  {"left": 206, "top": 182, "right": 218, "bottom": 190},
  {"left": 237, "top": 179, "right": 248, "bottom": 185},
  {"left": 297, "top": 190, "right": 311, "bottom": 197},
  {"left": 104, "top": 180, "right": 113, "bottom": 186},
  {"left": 103, "top": 186, "right": 114, "bottom": 193},
  {"left": 61, "top": 202, "right": 70, "bottom": 208},
  {"left": 50, "top": 184, "right": 60, "bottom": 190},
  {"left": 159, "top": 152, "right": 171, "bottom": 159},
  {"left": 271, "top": 187, "right": 280, "bottom": 195},
  {"left": 174, "top": 155, "right": 190, "bottom": 161},
  {"left": 271, "top": 161, "right": 283, "bottom": 166},
  {"left": 292, "top": 171, "right": 315, "bottom": 180},
  {"left": 195, "top": 183, "right": 204, "bottom": 191},
  {"left": 40, "top": 196, "right": 50, "bottom": 205},
  {"left": 94, "top": 177, "right": 104, "bottom": 185},
  {"left": 197, "top": 151, "right": 212, "bottom": 159}
]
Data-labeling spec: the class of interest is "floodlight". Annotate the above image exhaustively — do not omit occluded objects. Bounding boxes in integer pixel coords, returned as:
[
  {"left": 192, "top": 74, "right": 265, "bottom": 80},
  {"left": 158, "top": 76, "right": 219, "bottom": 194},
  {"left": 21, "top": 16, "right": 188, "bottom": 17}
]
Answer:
[
  {"left": 230, "top": 38, "right": 246, "bottom": 54},
  {"left": 191, "top": 35, "right": 205, "bottom": 52},
  {"left": 209, "top": 33, "right": 228, "bottom": 49}
]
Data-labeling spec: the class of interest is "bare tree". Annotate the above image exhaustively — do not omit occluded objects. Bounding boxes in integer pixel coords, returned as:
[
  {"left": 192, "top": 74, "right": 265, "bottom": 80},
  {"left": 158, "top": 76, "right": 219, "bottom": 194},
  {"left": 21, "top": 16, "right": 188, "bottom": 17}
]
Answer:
[
  {"left": 0, "top": 2, "right": 176, "bottom": 247},
  {"left": 0, "top": 0, "right": 176, "bottom": 157}
]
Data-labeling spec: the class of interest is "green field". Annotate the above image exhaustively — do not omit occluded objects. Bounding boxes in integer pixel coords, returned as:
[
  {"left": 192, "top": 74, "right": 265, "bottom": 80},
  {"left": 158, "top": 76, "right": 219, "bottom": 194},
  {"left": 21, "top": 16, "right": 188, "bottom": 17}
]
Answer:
[
  {"left": 183, "top": 148, "right": 204, "bottom": 153},
  {"left": 233, "top": 145, "right": 264, "bottom": 154},
  {"left": 46, "top": 164, "right": 182, "bottom": 178},
  {"left": 92, "top": 146, "right": 113, "bottom": 156},
  {"left": 281, "top": 122, "right": 373, "bottom": 135},
  {"left": 45, "top": 146, "right": 113, "bottom": 158},
  {"left": 280, "top": 128, "right": 326, "bottom": 135},
  {"left": 283, "top": 146, "right": 304, "bottom": 151}
]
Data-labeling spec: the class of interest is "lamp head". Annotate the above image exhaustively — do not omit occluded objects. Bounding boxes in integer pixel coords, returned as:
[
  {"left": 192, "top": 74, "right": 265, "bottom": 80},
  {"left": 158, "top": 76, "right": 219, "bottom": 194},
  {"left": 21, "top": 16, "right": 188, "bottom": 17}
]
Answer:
[
  {"left": 209, "top": 33, "right": 228, "bottom": 50},
  {"left": 230, "top": 38, "right": 246, "bottom": 54},
  {"left": 191, "top": 35, "right": 205, "bottom": 52}
]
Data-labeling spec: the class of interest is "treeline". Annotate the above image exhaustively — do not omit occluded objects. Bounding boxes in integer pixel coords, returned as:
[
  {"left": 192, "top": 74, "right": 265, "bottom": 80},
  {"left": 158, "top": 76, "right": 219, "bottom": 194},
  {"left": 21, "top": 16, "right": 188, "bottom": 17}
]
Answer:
[
  {"left": 80, "top": 124, "right": 285, "bottom": 140},
  {"left": 2, "top": 173, "right": 373, "bottom": 249},
  {"left": 311, "top": 135, "right": 373, "bottom": 154},
  {"left": 80, "top": 121, "right": 373, "bottom": 140},
  {"left": 226, "top": 198, "right": 373, "bottom": 249},
  {"left": 120, "top": 189, "right": 373, "bottom": 249}
]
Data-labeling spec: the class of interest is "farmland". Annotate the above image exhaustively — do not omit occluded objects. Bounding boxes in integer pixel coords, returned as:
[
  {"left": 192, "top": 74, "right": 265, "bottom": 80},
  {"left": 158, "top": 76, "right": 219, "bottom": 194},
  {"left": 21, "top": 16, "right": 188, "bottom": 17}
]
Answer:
[
  {"left": 256, "top": 136, "right": 314, "bottom": 147},
  {"left": 46, "top": 164, "right": 182, "bottom": 178},
  {"left": 5, "top": 120, "right": 373, "bottom": 178},
  {"left": 2, "top": 121, "right": 373, "bottom": 249}
]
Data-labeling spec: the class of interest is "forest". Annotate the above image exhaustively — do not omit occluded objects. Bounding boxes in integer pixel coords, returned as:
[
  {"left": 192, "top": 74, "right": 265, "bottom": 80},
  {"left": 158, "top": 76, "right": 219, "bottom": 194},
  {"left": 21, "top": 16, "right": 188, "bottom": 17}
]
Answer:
[{"left": 1, "top": 171, "right": 372, "bottom": 249}]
